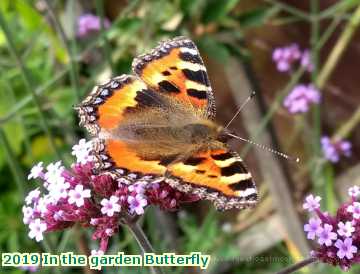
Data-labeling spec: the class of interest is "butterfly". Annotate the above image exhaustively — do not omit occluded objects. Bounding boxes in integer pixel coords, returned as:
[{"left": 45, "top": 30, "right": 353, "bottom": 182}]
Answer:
[{"left": 76, "top": 36, "right": 257, "bottom": 210}]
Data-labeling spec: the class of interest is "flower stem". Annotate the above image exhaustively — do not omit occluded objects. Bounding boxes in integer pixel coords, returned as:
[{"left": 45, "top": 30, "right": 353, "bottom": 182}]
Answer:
[
  {"left": 316, "top": 4, "right": 360, "bottom": 89},
  {"left": 123, "top": 215, "right": 164, "bottom": 274},
  {"left": 275, "top": 257, "right": 318, "bottom": 274}
]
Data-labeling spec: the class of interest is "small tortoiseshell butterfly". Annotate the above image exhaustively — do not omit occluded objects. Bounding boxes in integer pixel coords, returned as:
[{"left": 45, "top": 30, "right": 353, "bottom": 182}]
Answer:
[{"left": 76, "top": 36, "right": 257, "bottom": 210}]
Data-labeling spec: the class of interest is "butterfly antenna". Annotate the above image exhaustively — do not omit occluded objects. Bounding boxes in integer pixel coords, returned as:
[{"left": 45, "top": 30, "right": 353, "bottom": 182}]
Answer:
[
  {"left": 224, "top": 91, "right": 256, "bottom": 130},
  {"left": 227, "top": 133, "right": 300, "bottom": 163}
]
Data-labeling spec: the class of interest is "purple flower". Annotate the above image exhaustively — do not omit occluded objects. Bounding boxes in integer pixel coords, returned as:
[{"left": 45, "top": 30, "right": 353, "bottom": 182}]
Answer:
[
  {"left": 321, "top": 136, "right": 352, "bottom": 163},
  {"left": 348, "top": 186, "right": 360, "bottom": 198},
  {"left": 302, "top": 187, "right": 359, "bottom": 270},
  {"left": 272, "top": 44, "right": 301, "bottom": 72},
  {"left": 337, "top": 221, "right": 355, "bottom": 237},
  {"left": 128, "top": 194, "right": 148, "bottom": 215},
  {"left": 304, "top": 217, "right": 322, "bottom": 240},
  {"left": 91, "top": 249, "right": 104, "bottom": 256},
  {"left": 27, "top": 162, "right": 44, "bottom": 180},
  {"left": 317, "top": 224, "right": 337, "bottom": 246},
  {"left": 300, "top": 50, "right": 314, "bottom": 72},
  {"left": 68, "top": 185, "right": 91, "bottom": 207},
  {"left": 283, "top": 84, "right": 321, "bottom": 114},
  {"left": 28, "top": 219, "right": 47, "bottom": 242},
  {"left": 44, "top": 161, "right": 64, "bottom": 185},
  {"left": 335, "top": 238, "right": 358, "bottom": 260},
  {"left": 72, "top": 139, "right": 93, "bottom": 164},
  {"left": 101, "top": 196, "right": 121, "bottom": 217},
  {"left": 77, "top": 14, "right": 110, "bottom": 38},
  {"left": 25, "top": 188, "right": 41, "bottom": 205},
  {"left": 22, "top": 206, "right": 34, "bottom": 225},
  {"left": 303, "top": 194, "right": 321, "bottom": 212},
  {"left": 347, "top": 202, "right": 360, "bottom": 219}
]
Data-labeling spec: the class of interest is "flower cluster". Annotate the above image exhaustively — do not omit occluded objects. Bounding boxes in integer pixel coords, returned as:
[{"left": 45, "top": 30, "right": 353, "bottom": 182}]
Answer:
[
  {"left": 272, "top": 44, "right": 313, "bottom": 72},
  {"left": 303, "top": 187, "right": 360, "bottom": 271},
  {"left": 24, "top": 139, "right": 198, "bottom": 254},
  {"left": 77, "top": 13, "right": 110, "bottom": 38},
  {"left": 283, "top": 84, "right": 321, "bottom": 114},
  {"left": 321, "top": 136, "right": 352, "bottom": 163}
]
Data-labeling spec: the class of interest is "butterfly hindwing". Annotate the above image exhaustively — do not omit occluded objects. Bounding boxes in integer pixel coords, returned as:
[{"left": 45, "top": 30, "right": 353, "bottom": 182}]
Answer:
[
  {"left": 132, "top": 36, "right": 216, "bottom": 119},
  {"left": 166, "top": 148, "right": 257, "bottom": 210},
  {"left": 91, "top": 138, "right": 167, "bottom": 177}
]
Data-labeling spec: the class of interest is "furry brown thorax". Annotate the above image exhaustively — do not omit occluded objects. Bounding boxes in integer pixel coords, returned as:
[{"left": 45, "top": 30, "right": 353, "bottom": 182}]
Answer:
[{"left": 104, "top": 103, "right": 225, "bottom": 161}]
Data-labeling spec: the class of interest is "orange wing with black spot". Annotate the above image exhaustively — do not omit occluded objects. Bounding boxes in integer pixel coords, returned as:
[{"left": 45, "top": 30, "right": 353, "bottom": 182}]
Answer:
[
  {"left": 132, "top": 36, "right": 216, "bottom": 119},
  {"left": 75, "top": 74, "right": 168, "bottom": 176},
  {"left": 166, "top": 148, "right": 257, "bottom": 210},
  {"left": 76, "top": 74, "right": 164, "bottom": 135}
]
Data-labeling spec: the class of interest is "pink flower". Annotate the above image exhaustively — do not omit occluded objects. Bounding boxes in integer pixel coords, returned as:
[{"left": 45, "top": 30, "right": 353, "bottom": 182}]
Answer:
[
  {"left": 68, "top": 185, "right": 91, "bottom": 207},
  {"left": 337, "top": 221, "right": 355, "bottom": 237},
  {"left": 303, "top": 194, "right": 321, "bottom": 212},
  {"left": 321, "top": 136, "right": 352, "bottom": 163},
  {"left": 91, "top": 249, "right": 104, "bottom": 256},
  {"left": 100, "top": 196, "right": 121, "bottom": 217},
  {"left": 49, "top": 180, "right": 70, "bottom": 202},
  {"left": 348, "top": 186, "right": 360, "bottom": 198},
  {"left": 335, "top": 238, "right": 358, "bottom": 260},
  {"left": 77, "top": 14, "right": 110, "bottom": 38},
  {"left": 28, "top": 219, "right": 47, "bottom": 242},
  {"left": 316, "top": 224, "right": 337, "bottom": 246},
  {"left": 347, "top": 202, "right": 360, "bottom": 219},
  {"left": 27, "top": 162, "right": 44, "bottom": 180},
  {"left": 304, "top": 217, "right": 322, "bottom": 240},
  {"left": 128, "top": 194, "right": 148, "bottom": 215},
  {"left": 303, "top": 187, "right": 359, "bottom": 270},
  {"left": 283, "top": 84, "right": 321, "bottom": 114},
  {"left": 25, "top": 188, "right": 41, "bottom": 205},
  {"left": 300, "top": 50, "right": 314, "bottom": 72},
  {"left": 44, "top": 161, "right": 64, "bottom": 185},
  {"left": 22, "top": 206, "right": 34, "bottom": 225},
  {"left": 272, "top": 44, "right": 301, "bottom": 72},
  {"left": 71, "top": 139, "right": 93, "bottom": 164}
]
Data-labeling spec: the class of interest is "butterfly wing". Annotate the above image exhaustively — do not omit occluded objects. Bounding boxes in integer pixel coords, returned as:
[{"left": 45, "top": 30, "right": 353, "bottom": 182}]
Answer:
[
  {"left": 132, "top": 36, "right": 216, "bottom": 119},
  {"left": 75, "top": 74, "right": 172, "bottom": 135},
  {"left": 166, "top": 148, "right": 257, "bottom": 210},
  {"left": 76, "top": 75, "right": 169, "bottom": 176}
]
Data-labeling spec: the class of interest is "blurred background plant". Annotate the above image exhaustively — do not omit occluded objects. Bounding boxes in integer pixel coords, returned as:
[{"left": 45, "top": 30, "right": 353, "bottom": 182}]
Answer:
[{"left": 0, "top": 0, "right": 360, "bottom": 273}]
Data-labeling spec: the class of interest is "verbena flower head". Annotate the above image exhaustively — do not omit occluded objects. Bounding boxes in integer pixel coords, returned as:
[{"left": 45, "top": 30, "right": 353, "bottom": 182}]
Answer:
[
  {"left": 303, "top": 188, "right": 360, "bottom": 271},
  {"left": 77, "top": 13, "right": 110, "bottom": 38},
  {"left": 24, "top": 139, "right": 199, "bottom": 253},
  {"left": 272, "top": 44, "right": 301, "bottom": 72},
  {"left": 300, "top": 49, "right": 314, "bottom": 72},
  {"left": 283, "top": 84, "right": 321, "bottom": 114},
  {"left": 272, "top": 44, "right": 313, "bottom": 72},
  {"left": 321, "top": 136, "right": 352, "bottom": 163}
]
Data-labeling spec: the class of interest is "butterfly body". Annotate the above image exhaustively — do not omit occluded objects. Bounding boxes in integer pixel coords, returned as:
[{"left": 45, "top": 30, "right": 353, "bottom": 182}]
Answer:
[{"left": 76, "top": 37, "right": 257, "bottom": 210}]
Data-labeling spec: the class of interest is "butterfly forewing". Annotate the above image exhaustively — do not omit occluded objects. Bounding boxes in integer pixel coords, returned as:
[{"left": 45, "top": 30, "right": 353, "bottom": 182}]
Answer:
[{"left": 132, "top": 36, "right": 216, "bottom": 119}]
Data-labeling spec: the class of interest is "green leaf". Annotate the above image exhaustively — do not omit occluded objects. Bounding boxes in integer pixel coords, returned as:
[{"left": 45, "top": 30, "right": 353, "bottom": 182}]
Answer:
[
  {"left": 238, "top": 7, "right": 274, "bottom": 28},
  {"left": 202, "top": 0, "right": 241, "bottom": 24},
  {"left": 15, "top": 0, "right": 42, "bottom": 31},
  {"left": 0, "top": 80, "right": 24, "bottom": 168},
  {"left": 49, "top": 86, "right": 76, "bottom": 118},
  {"left": 197, "top": 36, "right": 230, "bottom": 64}
]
